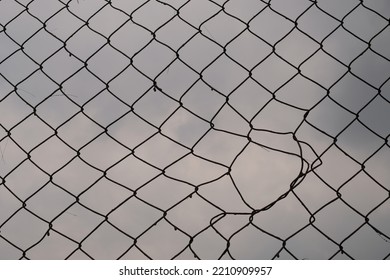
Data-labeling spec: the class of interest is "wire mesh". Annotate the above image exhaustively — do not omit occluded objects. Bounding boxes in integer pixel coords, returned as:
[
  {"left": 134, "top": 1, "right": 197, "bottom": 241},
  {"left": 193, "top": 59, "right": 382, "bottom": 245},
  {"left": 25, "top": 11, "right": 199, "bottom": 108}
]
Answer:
[{"left": 0, "top": 0, "right": 390, "bottom": 259}]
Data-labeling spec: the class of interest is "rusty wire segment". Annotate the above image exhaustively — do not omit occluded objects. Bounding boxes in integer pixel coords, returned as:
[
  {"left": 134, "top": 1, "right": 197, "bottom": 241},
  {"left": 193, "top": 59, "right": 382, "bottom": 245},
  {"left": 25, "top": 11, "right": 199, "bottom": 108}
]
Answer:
[{"left": 0, "top": 0, "right": 390, "bottom": 259}]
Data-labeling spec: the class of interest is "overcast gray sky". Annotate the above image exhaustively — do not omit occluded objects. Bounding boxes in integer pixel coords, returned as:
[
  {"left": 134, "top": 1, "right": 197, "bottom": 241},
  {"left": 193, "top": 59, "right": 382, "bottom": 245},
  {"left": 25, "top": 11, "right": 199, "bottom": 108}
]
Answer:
[{"left": 0, "top": 0, "right": 390, "bottom": 260}]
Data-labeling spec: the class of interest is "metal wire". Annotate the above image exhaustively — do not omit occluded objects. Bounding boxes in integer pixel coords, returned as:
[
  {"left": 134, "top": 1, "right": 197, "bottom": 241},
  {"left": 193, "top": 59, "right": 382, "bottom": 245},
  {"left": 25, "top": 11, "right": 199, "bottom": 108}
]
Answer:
[{"left": 0, "top": 0, "right": 389, "bottom": 259}]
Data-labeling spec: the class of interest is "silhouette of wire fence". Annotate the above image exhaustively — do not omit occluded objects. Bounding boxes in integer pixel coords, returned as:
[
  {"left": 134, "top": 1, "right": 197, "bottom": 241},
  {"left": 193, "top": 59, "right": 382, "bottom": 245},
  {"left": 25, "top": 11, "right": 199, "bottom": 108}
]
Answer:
[{"left": 0, "top": 0, "right": 389, "bottom": 259}]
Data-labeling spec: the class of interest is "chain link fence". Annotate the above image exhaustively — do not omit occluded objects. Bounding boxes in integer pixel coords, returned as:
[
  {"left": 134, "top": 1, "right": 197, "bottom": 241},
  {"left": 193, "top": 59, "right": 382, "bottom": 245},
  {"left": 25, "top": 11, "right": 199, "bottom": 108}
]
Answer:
[{"left": 0, "top": 0, "right": 389, "bottom": 259}]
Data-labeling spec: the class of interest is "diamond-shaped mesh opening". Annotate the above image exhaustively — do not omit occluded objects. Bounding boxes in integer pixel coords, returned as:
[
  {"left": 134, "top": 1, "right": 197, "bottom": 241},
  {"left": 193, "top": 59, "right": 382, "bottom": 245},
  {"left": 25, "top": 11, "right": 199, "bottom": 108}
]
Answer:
[
  {"left": 52, "top": 203, "right": 104, "bottom": 242},
  {"left": 80, "top": 133, "right": 130, "bottom": 171},
  {"left": 0, "top": 93, "right": 32, "bottom": 129},
  {"left": 67, "top": 27, "right": 106, "bottom": 61},
  {"left": 179, "top": 33, "right": 222, "bottom": 72},
  {"left": 42, "top": 49, "right": 83, "bottom": 83},
  {"left": 167, "top": 193, "right": 221, "bottom": 236},
  {"left": 137, "top": 175, "right": 193, "bottom": 210},
  {"left": 336, "top": 120, "right": 384, "bottom": 163},
  {"left": 4, "top": 160, "right": 48, "bottom": 201},
  {"left": 297, "top": 5, "right": 340, "bottom": 42},
  {"left": 227, "top": 30, "right": 272, "bottom": 70},
  {"left": 181, "top": 80, "right": 225, "bottom": 120},
  {"left": 108, "top": 66, "right": 152, "bottom": 105},
  {"left": 87, "top": 46, "right": 129, "bottom": 83},
  {"left": 81, "top": 222, "right": 133, "bottom": 259},
  {"left": 276, "top": 29, "right": 319, "bottom": 66},
  {"left": 109, "top": 197, "right": 162, "bottom": 238},
  {"left": 136, "top": 219, "right": 189, "bottom": 259},
  {"left": 1, "top": 0, "right": 389, "bottom": 260},
  {"left": 1, "top": 209, "right": 47, "bottom": 250},
  {"left": 45, "top": 8, "right": 85, "bottom": 41},
  {"left": 5, "top": 10, "right": 42, "bottom": 44},
  {"left": 323, "top": 26, "right": 367, "bottom": 65},
  {"left": 53, "top": 157, "right": 102, "bottom": 196},
  {"left": 107, "top": 154, "right": 160, "bottom": 190},
  {"left": 300, "top": 50, "right": 347, "bottom": 88},
  {"left": 0, "top": 51, "right": 38, "bottom": 85},
  {"left": 252, "top": 195, "right": 310, "bottom": 239},
  {"left": 229, "top": 224, "right": 282, "bottom": 259},
  {"left": 314, "top": 200, "right": 364, "bottom": 243},
  {"left": 133, "top": 40, "right": 174, "bottom": 78},
  {"left": 36, "top": 95, "right": 80, "bottom": 128},
  {"left": 190, "top": 227, "right": 227, "bottom": 259},
  {"left": 62, "top": 68, "right": 105, "bottom": 106},
  {"left": 329, "top": 72, "right": 377, "bottom": 113},
  {"left": 107, "top": 112, "right": 157, "bottom": 149},
  {"left": 213, "top": 104, "right": 251, "bottom": 135},
  {"left": 161, "top": 108, "right": 210, "bottom": 148},
  {"left": 83, "top": 90, "right": 129, "bottom": 127},
  {"left": 306, "top": 97, "right": 356, "bottom": 137},
  {"left": 30, "top": 136, "right": 76, "bottom": 174},
  {"left": 88, "top": 4, "right": 129, "bottom": 38},
  {"left": 79, "top": 177, "right": 131, "bottom": 215},
  {"left": 314, "top": 145, "right": 361, "bottom": 188},
  {"left": 156, "top": 17, "right": 197, "bottom": 51},
  {"left": 26, "top": 230, "right": 76, "bottom": 260},
  {"left": 351, "top": 50, "right": 390, "bottom": 88},
  {"left": 23, "top": 30, "right": 62, "bottom": 64},
  {"left": 202, "top": 54, "right": 248, "bottom": 94},
  {"left": 157, "top": 61, "right": 198, "bottom": 100},
  {"left": 166, "top": 154, "right": 226, "bottom": 186},
  {"left": 132, "top": 0, "right": 175, "bottom": 32},
  {"left": 250, "top": 7, "right": 294, "bottom": 45},
  {"left": 200, "top": 11, "right": 246, "bottom": 46},
  {"left": 194, "top": 130, "right": 247, "bottom": 165},
  {"left": 276, "top": 75, "right": 325, "bottom": 110},
  {"left": 134, "top": 133, "right": 188, "bottom": 169},
  {"left": 58, "top": 112, "right": 103, "bottom": 149},
  {"left": 28, "top": 0, "right": 63, "bottom": 22},
  {"left": 11, "top": 115, "right": 53, "bottom": 151},
  {"left": 0, "top": 0, "right": 24, "bottom": 25},
  {"left": 133, "top": 88, "right": 178, "bottom": 127},
  {"left": 26, "top": 182, "right": 75, "bottom": 221},
  {"left": 285, "top": 225, "right": 340, "bottom": 259},
  {"left": 343, "top": 4, "right": 388, "bottom": 42},
  {"left": 252, "top": 53, "right": 298, "bottom": 92},
  {"left": 111, "top": 21, "right": 153, "bottom": 58},
  {"left": 340, "top": 172, "right": 388, "bottom": 215},
  {"left": 179, "top": 0, "right": 220, "bottom": 27}
]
